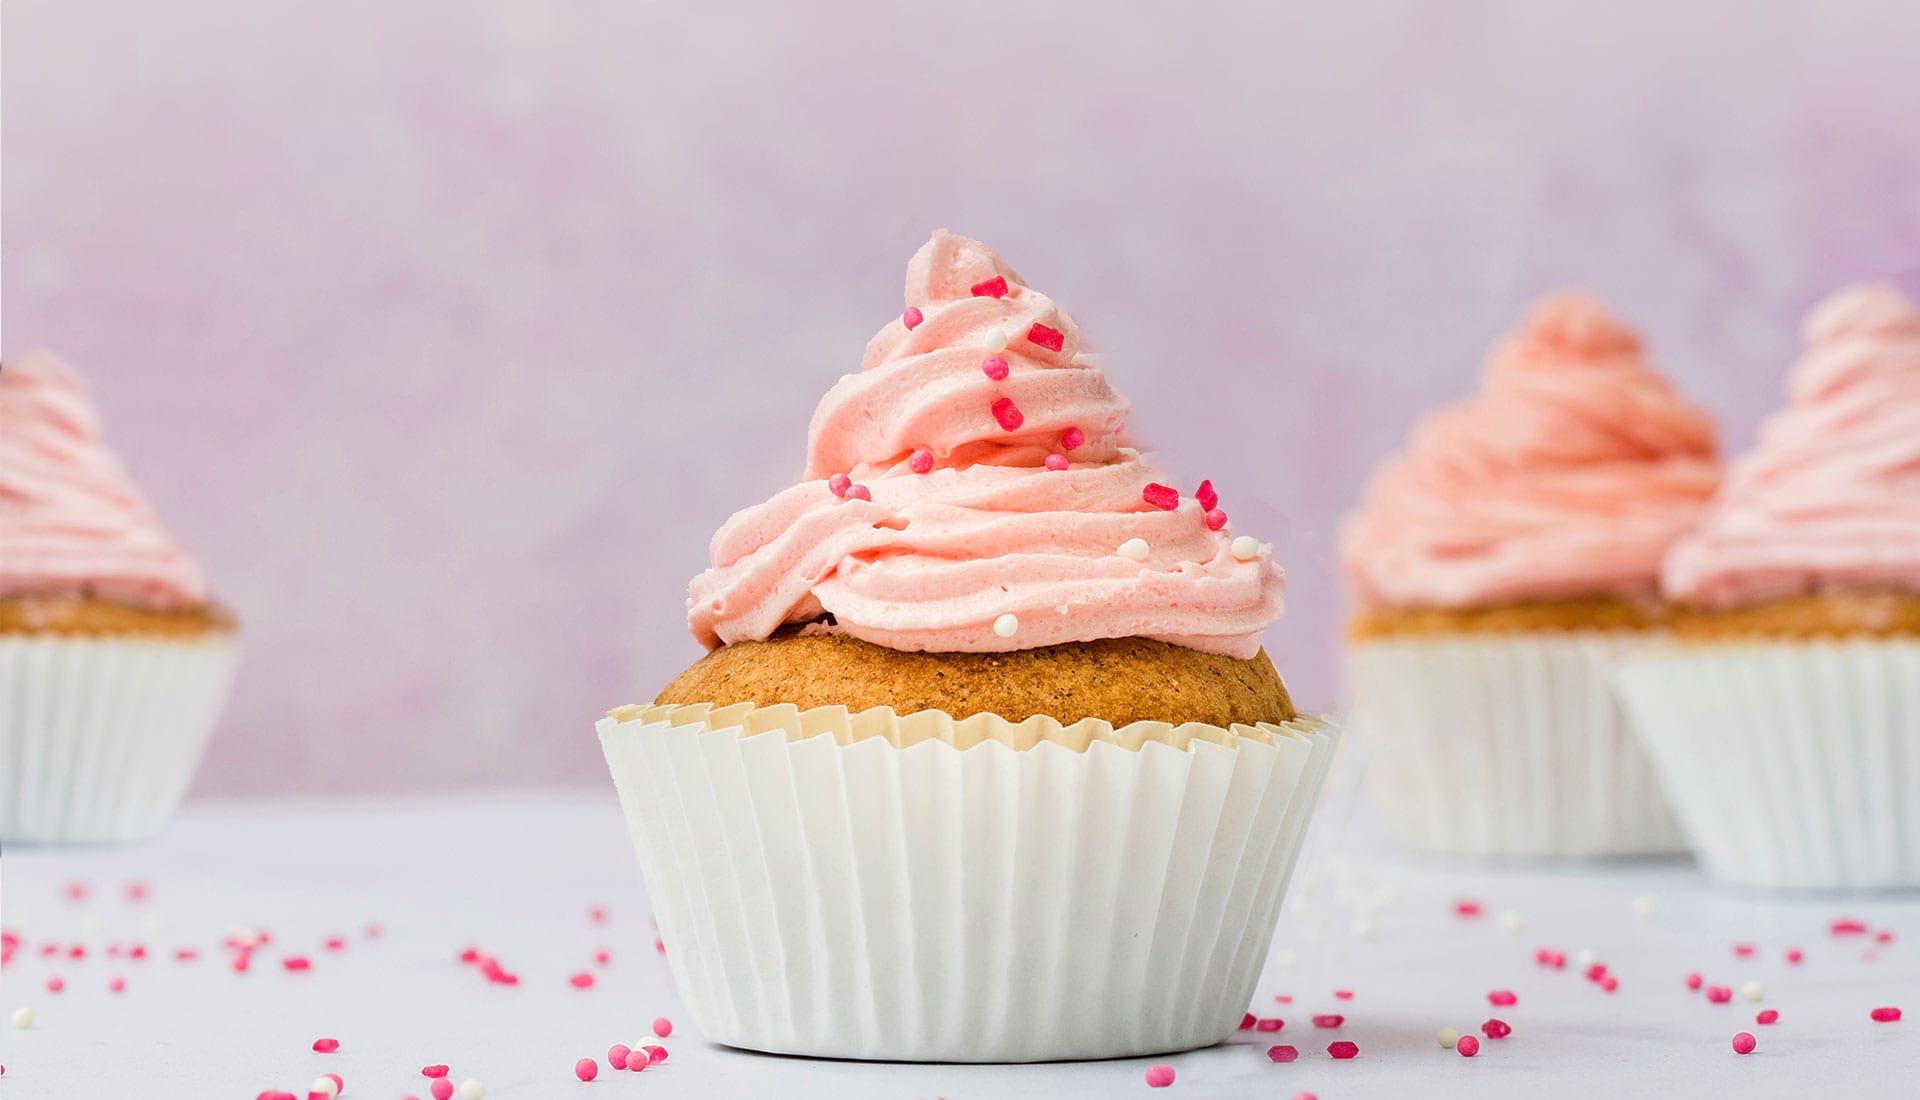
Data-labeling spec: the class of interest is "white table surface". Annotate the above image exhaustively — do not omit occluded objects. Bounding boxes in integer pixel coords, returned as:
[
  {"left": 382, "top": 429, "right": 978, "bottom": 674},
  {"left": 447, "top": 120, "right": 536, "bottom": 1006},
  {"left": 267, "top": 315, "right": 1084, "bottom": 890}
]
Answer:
[{"left": 2, "top": 784, "right": 1915, "bottom": 1099}]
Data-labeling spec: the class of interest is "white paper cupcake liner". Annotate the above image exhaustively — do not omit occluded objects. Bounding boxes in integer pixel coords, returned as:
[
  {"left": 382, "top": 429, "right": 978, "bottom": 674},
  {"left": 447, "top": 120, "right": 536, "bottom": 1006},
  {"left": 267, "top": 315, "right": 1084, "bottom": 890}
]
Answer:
[
  {"left": 598, "top": 702, "right": 1338, "bottom": 1062},
  {"left": 1345, "top": 633, "right": 1684, "bottom": 858},
  {"left": 1615, "top": 639, "right": 1920, "bottom": 891},
  {"left": 0, "top": 634, "right": 239, "bottom": 844}
]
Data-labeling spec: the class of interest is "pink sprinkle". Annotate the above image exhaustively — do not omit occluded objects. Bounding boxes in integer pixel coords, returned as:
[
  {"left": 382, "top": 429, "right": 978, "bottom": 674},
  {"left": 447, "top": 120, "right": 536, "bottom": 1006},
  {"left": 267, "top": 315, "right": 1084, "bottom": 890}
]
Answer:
[
  {"left": 364, "top": 924, "right": 382, "bottom": 939},
  {"left": 575, "top": 1057, "right": 599, "bottom": 1082},
  {"left": 608, "top": 1044, "right": 630, "bottom": 1070},
  {"left": 902, "top": 306, "right": 924, "bottom": 330},
  {"left": 1732, "top": 1031, "right": 1757, "bottom": 1055},
  {"left": 827, "top": 473, "right": 851, "bottom": 498},
  {"left": 588, "top": 905, "right": 608, "bottom": 924},
  {"left": 1734, "top": 943, "right": 1756, "bottom": 957},
  {"left": 1327, "top": 1040, "right": 1359, "bottom": 1060},
  {"left": 1871, "top": 1006, "right": 1903, "bottom": 1022},
  {"left": 1586, "top": 963, "right": 1608, "bottom": 982},
  {"left": 257, "top": 1093, "right": 295, "bottom": 1100},
  {"left": 108, "top": 976, "right": 126, "bottom": 993},
  {"left": 1142, "top": 483, "right": 1180, "bottom": 511},
  {"left": 568, "top": 971, "right": 594, "bottom": 989},
  {"left": 312, "top": 1038, "right": 340, "bottom": 1053},
  {"left": 231, "top": 950, "right": 251, "bottom": 973},
  {"left": 423, "top": 1065, "right": 450, "bottom": 1078},
  {"left": 128, "top": 944, "right": 147, "bottom": 960},
  {"left": 1686, "top": 972, "right": 1704, "bottom": 990},
  {"left": 844, "top": 484, "right": 871, "bottom": 502},
  {"left": 1027, "top": 322, "right": 1065, "bottom": 352},
  {"left": 1256, "top": 1018, "right": 1284, "bottom": 1033},
  {"left": 1239, "top": 1012, "right": 1256, "bottom": 1030},
  {"left": 127, "top": 881, "right": 150, "bottom": 901},
  {"left": 40, "top": 943, "right": 57, "bottom": 957},
  {"left": 980, "top": 354, "right": 1010, "bottom": 381},
  {"left": 642, "top": 1045, "right": 668, "bottom": 1064},
  {"left": 991, "top": 397, "right": 1023, "bottom": 431},
  {"left": 1876, "top": 930, "right": 1896, "bottom": 944},
  {"left": 68, "top": 945, "right": 85, "bottom": 959},
  {"left": 1831, "top": 918, "right": 1869, "bottom": 936},
  {"left": 1060, "top": 426, "right": 1085, "bottom": 451},
  {"left": 1482, "top": 1019, "right": 1511, "bottom": 1039},
  {"left": 654, "top": 938, "right": 665, "bottom": 954},
  {"left": 909, "top": 449, "right": 934, "bottom": 474},
  {"left": 594, "top": 949, "right": 610, "bottom": 966},
  {"left": 1045, "top": 454, "right": 1069, "bottom": 471},
  {"left": 1601, "top": 975, "right": 1619, "bottom": 993},
  {"left": 322, "top": 1074, "right": 343, "bottom": 1094},
  {"left": 1275, "top": 994, "right": 1294, "bottom": 1004},
  {"left": 458, "top": 948, "right": 480, "bottom": 964},
  {"left": 1757, "top": 1010, "right": 1779, "bottom": 1025},
  {"left": 46, "top": 976, "right": 64, "bottom": 992},
  {"left": 64, "top": 881, "right": 88, "bottom": 902},
  {"left": 1707, "top": 986, "right": 1733, "bottom": 1004},
  {"left": 1333, "top": 990, "right": 1353, "bottom": 1001},
  {"left": 1196, "top": 480, "right": 1220, "bottom": 512},
  {"left": 652, "top": 1016, "right": 673, "bottom": 1038},
  {"left": 1456, "top": 1035, "right": 1481, "bottom": 1057},
  {"left": 1267, "top": 1045, "right": 1299, "bottom": 1063},
  {"left": 1312, "top": 1014, "right": 1344, "bottom": 1028},
  {"left": 1144, "top": 1064, "right": 1175, "bottom": 1088},
  {"left": 971, "top": 275, "right": 1008, "bottom": 299},
  {"left": 1204, "top": 508, "right": 1228, "bottom": 531},
  {"left": 626, "top": 1053, "right": 647, "bottom": 1073},
  {"left": 282, "top": 956, "right": 312, "bottom": 972},
  {"left": 431, "top": 1080, "right": 455, "bottom": 1100},
  {"left": 324, "top": 937, "right": 346, "bottom": 952},
  {"left": 1294, "top": 1094, "right": 1317, "bottom": 1100},
  {"left": 1487, "top": 990, "right": 1518, "bottom": 1007},
  {"left": 108, "top": 943, "right": 124, "bottom": 957},
  {"left": 1547, "top": 951, "right": 1567, "bottom": 968}
]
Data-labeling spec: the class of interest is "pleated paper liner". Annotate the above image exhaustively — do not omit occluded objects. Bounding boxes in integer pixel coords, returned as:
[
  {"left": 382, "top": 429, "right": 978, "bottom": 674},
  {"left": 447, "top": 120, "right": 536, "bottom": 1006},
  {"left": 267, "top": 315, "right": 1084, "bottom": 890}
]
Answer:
[
  {"left": 1, "top": 635, "right": 239, "bottom": 844},
  {"left": 1346, "top": 633, "right": 1684, "bottom": 859},
  {"left": 1616, "top": 639, "right": 1920, "bottom": 891},
  {"left": 598, "top": 702, "right": 1339, "bottom": 1062}
]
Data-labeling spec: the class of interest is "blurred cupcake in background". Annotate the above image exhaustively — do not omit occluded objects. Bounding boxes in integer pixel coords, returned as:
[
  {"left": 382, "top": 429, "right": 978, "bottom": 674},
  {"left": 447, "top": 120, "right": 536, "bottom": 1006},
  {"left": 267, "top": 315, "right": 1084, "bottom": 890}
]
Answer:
[
  {"left": 0, "top": 350, "right": 239, "bottom": 843},
  {"left": 1341, "top": 294, "right": 1721, "bottom": 858},
  {"left": 1618, "top": 282, "right": 1920, "bottom": 890}
]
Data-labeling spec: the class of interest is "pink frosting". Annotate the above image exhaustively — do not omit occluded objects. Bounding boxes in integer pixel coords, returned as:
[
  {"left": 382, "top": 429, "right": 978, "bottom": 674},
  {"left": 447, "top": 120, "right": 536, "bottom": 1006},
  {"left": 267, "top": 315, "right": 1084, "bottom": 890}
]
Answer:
[
  {"left": 1664, "top": 283, "right": 1920, "bottom": 608},
  {"left": 0, "top": 350, "right": 211, "bottom": 609},
  {"left": 687, "top": 231, "right": 1285, "bottom": 658},
  {"left": 1342, "top": 294, "right": 1721, "bottom": 610}
]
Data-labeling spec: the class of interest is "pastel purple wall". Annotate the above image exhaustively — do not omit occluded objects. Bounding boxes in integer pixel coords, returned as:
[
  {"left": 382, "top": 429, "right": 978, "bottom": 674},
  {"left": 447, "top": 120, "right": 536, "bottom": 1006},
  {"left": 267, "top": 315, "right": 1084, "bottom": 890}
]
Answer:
[{"left": 5, "top": 1, "right": 1917, "bottom": 795}]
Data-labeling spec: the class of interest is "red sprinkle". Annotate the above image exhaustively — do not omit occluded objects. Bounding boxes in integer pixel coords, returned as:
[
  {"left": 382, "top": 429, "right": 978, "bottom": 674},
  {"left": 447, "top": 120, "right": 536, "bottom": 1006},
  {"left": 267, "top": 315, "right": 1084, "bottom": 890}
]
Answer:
[
  {"left": 282, "top": 956, "right": 312, "bottom": 972},
  {"left": 652, "top": 1017, "right": 673, "bottom": 1038},
  {"left": 1256, "top": 1018, "right": 1284, "bottom": 1033},
  {"left": 1204, "top": 508, "right": 1228, "bottom": 531},
  {"left": 431, "top": 1080, "right": 455, "bottom": 1100},
  {"left": 909, "top": 449, "right": 934, "bottom": 474},
  {"left": 312, "top": 1038, "right": 340, "bottom": 1053},
  {"left": 1707, "top": 986, "right": 1734, "bottom": 1003},
  {"left": 1045, "top": 454, "right": 1069, "bottom": 471},
  {"left": 981, "top": 354, "right": 1010, "bottom": 381},
  {"left": 608, "top": 1044, "right": 630, "bottom": 1070},
  {"left": 1196, "top": 479, "right": 1220, "bottom": 512},
  {"left": 1142, "top": 483, "right": 1180, "bottom": 511},
  {"left": 1831, "top": 919, "right": 1869, "bottom": 936},
  {"left": 827, "top": 473, "right": 852, "bottom": 498},
  {"left": 902, "top": 306, "right": 924, "bottom": 330},
  {"left": 1312, "top": 1014, "right": 1344, "bottom": 1029},
  {"left": 1482, "top": 1019, "right": 1511, "bottom": 1039},
  {"left": 1732, "top": 1031, "right": 1756, "bottom": 1055},
  {"left": 1027, "top": 322, "right": 1064, "bottom": 352},
  {"left": 1488, "top": 990, "right": 1518, "bottom": 1007},
  {"left": 422, "top": 1065, "right": 450, "bottom": 1078},
  {"left": 1456, "top": 1035, "right": 1480, "bottom": 1057},
  {"left": 1757, "top": 1010, "right": 1779, "bottom": 1025},
  {"left": 1145, "top": 1064, "right": 1175, "bottom": 1088},
  {"left": 575, "top": 1058, "right": 599, "bottom": 1082},
  {"left": 991, "top": 397, "right": 1023, "bottom": 431},
  {"left": 1060, "top": 426, "right": 1085, "bottom": 451},
  {"left": 568, "top": 971, "right": 594, "bottom": 989},
  {"left": 1871, "top": 1007, "right": 1903, "bottom": 1022},
  {"left": 844, "top": 484, "right": 871, "bottom": 502},
  {"left": 1239, "top": 1013, "right": 1257, "bottom": 1030},
  {"left": 1267, "top": 1044, "right": 1299, "bottom": 1063},
  {"left": 1328, "top": 1040, "right": 1359, "bottom": 1060},
  {"left": 458, "top": 947, "right": 480, "bottom": 964},
  {"left": 971, "top": 275, "right": 1008, "bottom": 299},
  {"left": 642, "top": 1045, "right": 668, "bottom": 1064},
  {"left": 1333, "top": 990, "right": 1353, "bottom": 1001},
  {"left": 1686, "top": 972, "right": 1704, "bottom": 990}
]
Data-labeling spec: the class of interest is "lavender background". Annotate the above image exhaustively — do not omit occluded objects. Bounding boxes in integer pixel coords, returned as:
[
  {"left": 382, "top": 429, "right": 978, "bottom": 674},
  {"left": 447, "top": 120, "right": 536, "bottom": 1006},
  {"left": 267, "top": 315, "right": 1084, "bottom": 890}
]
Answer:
[{"left": 4, "top": 1, "right": 1917, "bottom": 796}]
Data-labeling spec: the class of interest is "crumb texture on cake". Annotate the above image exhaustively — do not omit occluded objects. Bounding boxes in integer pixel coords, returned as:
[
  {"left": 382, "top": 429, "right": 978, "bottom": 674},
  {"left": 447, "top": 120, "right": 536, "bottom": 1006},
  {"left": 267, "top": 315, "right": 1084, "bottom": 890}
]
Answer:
[
  {"left": 1348, "top": 595, "right": 1667, "bottom": 640},
  {"left": 1668, "top": 591, "right": 1920, "bottom": 641},
  {"left": 656, "top": 632, "right": 1295, "bottom": 728},
  {"left": 0, "top": 595, "right": 237, "bottom": 639}
]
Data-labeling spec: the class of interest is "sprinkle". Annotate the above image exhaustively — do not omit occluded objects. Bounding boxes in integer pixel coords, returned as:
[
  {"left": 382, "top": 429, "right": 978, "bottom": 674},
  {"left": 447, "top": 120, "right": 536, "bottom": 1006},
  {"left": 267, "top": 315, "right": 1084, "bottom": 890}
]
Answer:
[
  {"left": 1487, "top": 990, "right": 1517, "bottom": 1007},
  {"left": 652, "top": 1017, "right": 673, "bottom": 1038},
  {"left": 68, "top": 944, "right": 86, "bottom": 959},
  {"left": 1482, "top": 1019, "right": 1511, "bottom": 1039},
  {"left": 11, "top": 1006, "right": 34, "bottom": 1029},
  {"left": 1327, "top": 1040, "right": 1359, "bottom": 1059},
  {"left": 1456, "top": 1035, "right": 1480, "bottom": 1057},
  {"left": 1757, "top": 1010, "right": 1779, "bottom": 1025},
  {"left": 1876, "top": 930, "right": 1895, "bottom": 944},
  {"left": 323, "top": 937, "right": 345, "bottom": 952},
  {"left": 991, "top": 397, "right": 1024, "bottom": 432},
  {"left": 1575, "top": 948, "right": 1597, "bottom": 967},
  {"left": 1499, "top": 910, "right": 1525, "bottom": 933},
  {"left": 608, "top": 1044, "right": 631, "bottom": 1070},
  {"left": 431, "top": 1080, "right": 455, "bottom": 1100},
  {"left": 1118, "top": 538, "right": 1150, "bottom": 561},
  {"left": 568, "top": 971, "right": 594, "bottom": 989},
  {"left": 1632, "top": 896, "right": 1657, "bottom": 918},
  {"left": 1871, "top": 1006, "right": 1902, "bottom": 1022},
  {"left": 1275, "top": 994, "right": 1293, "bottom": 1003},
  {"left": 1204, "top": 508, "right": 1228, "bottom": 531},
  {"left": 1293, "top": 1094, "right": 1317, "bottom": 1100},
  {"left": 1686, "top": 972, "right": 1704, "bottom": 990},
  {"left": 828, "top": 473, "right": 851, "bottom": 497},
  {"left": 1601, "top": 975, "right": 1619, "bottom": 993},
  {"left": 108, "top": 976, "right": 126, "bottom": 993},
  {"left": 981, "top": 354, "right": 1010, "bottom": 381},
  {"left": 1333, "top": 990, "right": 1353, "bottom": 1001},
  {"left": 971, "top": 275, "right": 1008, "bottom": 299},
  {"left": 1142, "top": 483, "right": 1180, "bottom": 510},
  {"left": 984, "top": 327, "right": 1009, "bottom": 352},
  {"left": 309, "top": 1077, "right": 340, "bottom": 1098},
  {"left": 1586, "top": 963, "right": 1608, "bottom": 982},
  {"left": 642, "top": 1046, "right": 668, "bottom": 1064},
  {"left": 45, "top": 977, "right": 63, "bottom": 993},
  {"left": 844, "top": 484, "right": 871, "bottom": 502},
  {"left": 1256, "top": 1018, "right": 1284, "bottom": 1032},
  {"left": 312, "top": 1038, "right": 341, "bottom": 1053},
  {"left": 594, "top": 949, "right": 610, "bottom": 966},
  {"left": 993, "top": 613, "right": 1019, "bottom": 638},
  {"left": 1028, "top": 322, "right": 1064, "bottom": 352},
  {"left": 1144, "top": 1064, "right": 1175, "bottom": 1087},
  {"left": 1239, "top": 1013, "right": 1256, "bottom": 1030},
  {"left": 1831, "top": 919, "right": 1869, "bottom": 936},
  {"left": 1230, "top": 535, "right": 1259, "bottom": 561},
  {"left": 1706, "top": 986, "right": 1733, "bottom": 1004},
  {"left": 1436, "top": 1027, "right": 1460, "bottom": 1049},
  {"left": 283, "top": 956, "right": 312, "bottom": 971},
  {"left": 575, "top": 1058, "right": 598, "bottom": 1082},
  {"left": 1734, "top": 943, "right": 1756, "bottom": 957},
  {"left": 902, "top": 306, "right": 924, "bottom": 330},
  {"left": 1312, "top": 1014, "right": 1344, "bottom": 1028},
  {"left": 423, "top": 1065, "right": 451, "bottom": 1078},
  {"left": 1267, "top": 1045, "right": 1299, "bottom": 1063},
  {"left": 1195, "top": 480, "right": 1219, "bottom": 512},
  {"left": 909, "top": 449, "right": 934, "bottom": 474},
  {"left": 1045, "top": 453, "right": 1069, "bottom": 471},
  {"left": 455, "top": 1081, "right": 485, "bottom": 1100},
  {"left": 1732, "top": 1032, "right": 1756, "bottom": 1055},
  {"left": 1741, "top": 980, "right": 1765, "bottom": 1002},
  {"left": 364, "top": 924, "right": 381, "bottom": 939}
]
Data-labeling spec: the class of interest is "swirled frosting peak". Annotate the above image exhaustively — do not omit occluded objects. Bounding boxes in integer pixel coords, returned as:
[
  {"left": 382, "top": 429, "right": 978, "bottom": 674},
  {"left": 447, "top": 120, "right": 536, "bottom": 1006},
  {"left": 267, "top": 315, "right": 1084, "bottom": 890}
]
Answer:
[
  {"left": 1664, "top": 283, "right": 1920, "bottom": 607},
  {"left": 0, "top": 350, "right": 210, "bottom": 609},
  {"left": 1342, "top": 293, "right": 1722, "bottom": 611},
  {"left": 687, "top": 231, "right": 1285, "bottom": 657}
]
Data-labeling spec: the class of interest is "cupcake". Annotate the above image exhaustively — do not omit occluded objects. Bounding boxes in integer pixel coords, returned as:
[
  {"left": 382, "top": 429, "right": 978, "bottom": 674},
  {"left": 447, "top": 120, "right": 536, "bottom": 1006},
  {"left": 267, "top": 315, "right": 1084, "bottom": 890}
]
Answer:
[
  {"left": 1340, "top": 294, "right": 1721, "bottom": 858},
  {"left": 598, "top": 231, "right": 1336, "bottom": 1062},
  {"left": 0, "top": 351, "right": 239, "bottom": 843},
  {"left": 1617, "top": 283, "right": 1920, "bottom": 890}
]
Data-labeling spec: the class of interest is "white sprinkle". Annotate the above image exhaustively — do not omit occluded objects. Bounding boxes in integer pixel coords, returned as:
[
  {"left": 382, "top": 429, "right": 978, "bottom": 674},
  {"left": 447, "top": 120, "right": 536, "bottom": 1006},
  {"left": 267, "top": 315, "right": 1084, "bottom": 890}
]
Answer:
[
  {"left": 1437, "top": 1026, "right": 1461, "bottom": 1049},
  {"left": 1230, "top": 535, "right": 1259, "bottom": 561},
  {"left": 992, "top": 613, "right": 1019, "bottom": 638},
  {"left": 310, "top": 1077, "right": 340, "bottom": 1098},
  {"left": 1498, "top": 909, "right": 1525, "bottom": 933},
  {"left": 10, "top": 1006, "right": 34, "bottom": 1029},
  {"left": 1273, "top": 948, "right": 1297, "bottom": 968},
  {"left": 456, "top": 1080, "right": 486, "bottom": 1100},
  {"left": 1350, "top": 916, "right": 1376, "bottom": 939},
  {"left": 3, "top": 907, "right": 27, "bottom": 931},
  {"left": 141, "top": 913, "right": 167, "bottom": 935},
  {"left": 984, "top": 327, "right": 1009, "bottom": 353},
  {"left": 1631, "top": 896, "right": 1657, "bottom": 919},
  {"left": 1117, "top": 537, "right": 1150, "bottom": 561},
  {"left": 81, "top": 913, "right": 104, "bottom": 937},
  {"left": 1741, "top": 980, "right": 1766, "bottom": 1003},
  {"left": 1575, "top": 948, "right": 1597, "bottom": 967}
]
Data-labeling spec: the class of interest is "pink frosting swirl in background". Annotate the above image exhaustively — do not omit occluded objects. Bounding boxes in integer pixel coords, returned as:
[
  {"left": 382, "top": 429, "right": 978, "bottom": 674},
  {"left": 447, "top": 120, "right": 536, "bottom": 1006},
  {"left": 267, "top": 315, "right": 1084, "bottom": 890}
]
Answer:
[
  {"left": 1341, "top": 294, "right": 1721, "bottom": 611},
  {"left": 0, "top": 349, "right": 211, "bottom": 609},
  {"left": 688, "top": 231, "right": 1285, "bottom": 658},
  {"left": 1663, "top": 283, "right": 1920, "bottom": 608}
]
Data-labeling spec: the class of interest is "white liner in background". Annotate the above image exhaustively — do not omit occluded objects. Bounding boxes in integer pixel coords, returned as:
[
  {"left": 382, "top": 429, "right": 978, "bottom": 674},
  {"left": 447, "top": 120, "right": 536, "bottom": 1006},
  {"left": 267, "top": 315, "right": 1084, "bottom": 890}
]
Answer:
[
  {"left": 1616, "top": 640, "right": 1920, "bottom": 891},
  {"left": 598, "top": 702, "right": 1338, "bottom": 1062},
  {"left": 1346, "top": 633, "right": 1683, "bottom": 858},
  {"left": 1, "top": 635, "right": 239, "bottom": 844}
]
